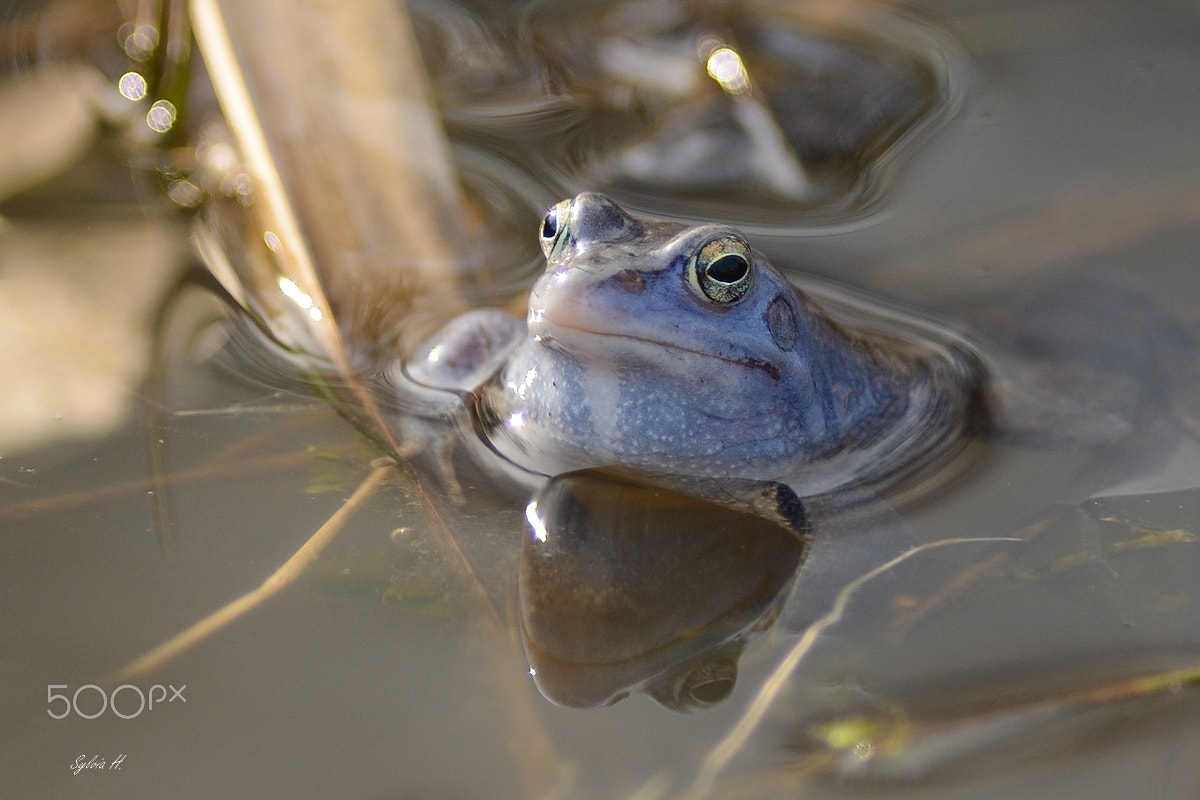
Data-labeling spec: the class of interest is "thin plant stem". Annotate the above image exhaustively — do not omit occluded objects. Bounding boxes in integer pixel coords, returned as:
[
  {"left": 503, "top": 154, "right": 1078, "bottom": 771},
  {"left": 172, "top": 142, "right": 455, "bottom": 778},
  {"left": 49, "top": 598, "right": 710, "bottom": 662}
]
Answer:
[
  {"left": 682, "top": 536, "right": 1022, "bottom": 800},
  {"left": 889, "top": 510, "right": 1060, "bottom": 639},
  {"left": 116, "top": 458, "right": 395, "bottom": 681},
  {"left": 0, "top": 450, "right": 318, "bottom": 523}
]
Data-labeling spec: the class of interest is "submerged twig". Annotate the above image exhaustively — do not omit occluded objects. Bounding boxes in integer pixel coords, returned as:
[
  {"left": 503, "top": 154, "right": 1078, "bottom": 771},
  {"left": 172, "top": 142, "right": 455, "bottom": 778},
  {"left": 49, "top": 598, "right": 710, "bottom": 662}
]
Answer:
[
  {"left": 801, "top": 658, "right": 1200, "bottom": 783},
  {"left": 365, "top": 448, "right": 565, "bottom": 796},
  {"left": 117, "top": 457, "right": 396, "bottom": 681},
  {"left": 888, "top": 508, "right": 1062, "bottom": 639},
  {"left": 0, "top": 450, "right": 317, "bottom": 522},
  {"left": 682, "top": 536, "right": 1022, "bottom": 800}
]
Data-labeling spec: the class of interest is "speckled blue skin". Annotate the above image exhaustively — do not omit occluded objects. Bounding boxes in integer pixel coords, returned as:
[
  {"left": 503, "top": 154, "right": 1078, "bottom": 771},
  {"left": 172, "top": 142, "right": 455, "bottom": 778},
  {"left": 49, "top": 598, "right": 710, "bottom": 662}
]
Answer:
[{"left": 399, "top": 193, "right": 974, "bottom": 494}]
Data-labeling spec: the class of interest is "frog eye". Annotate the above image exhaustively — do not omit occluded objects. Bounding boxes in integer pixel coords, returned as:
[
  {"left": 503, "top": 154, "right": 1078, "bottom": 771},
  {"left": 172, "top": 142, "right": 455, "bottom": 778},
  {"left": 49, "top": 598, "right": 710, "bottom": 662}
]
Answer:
[
  {"left": 690, "top": 236, "right": 753, "bottom": 304},
  {"left": 539, "top": 199, "right": 572, "bottom": 260}
]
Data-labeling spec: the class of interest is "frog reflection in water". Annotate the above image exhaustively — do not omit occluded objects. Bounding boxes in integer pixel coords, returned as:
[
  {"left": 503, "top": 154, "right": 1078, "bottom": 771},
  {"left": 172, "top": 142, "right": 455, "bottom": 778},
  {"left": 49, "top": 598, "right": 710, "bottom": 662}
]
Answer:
[{"left": 401, "top": 192, "right": 978, "bottom": 501}]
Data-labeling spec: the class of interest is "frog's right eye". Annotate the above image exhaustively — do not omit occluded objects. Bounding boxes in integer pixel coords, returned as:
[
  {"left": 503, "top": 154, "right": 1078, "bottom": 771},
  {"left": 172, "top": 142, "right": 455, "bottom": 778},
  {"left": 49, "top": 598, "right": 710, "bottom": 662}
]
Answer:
[
  {"left": 540, "top": 199, "right": 572, "bottom": 260},
  {"left": 689, "top": 235, "right": 754, "bottom": 305}
]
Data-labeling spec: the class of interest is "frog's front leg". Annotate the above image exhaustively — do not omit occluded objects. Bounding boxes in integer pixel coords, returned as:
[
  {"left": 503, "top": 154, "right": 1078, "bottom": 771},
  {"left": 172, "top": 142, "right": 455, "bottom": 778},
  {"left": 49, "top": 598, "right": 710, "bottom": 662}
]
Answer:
[{"left": 387, "top": 309, "right": 526, "bottom": 501}]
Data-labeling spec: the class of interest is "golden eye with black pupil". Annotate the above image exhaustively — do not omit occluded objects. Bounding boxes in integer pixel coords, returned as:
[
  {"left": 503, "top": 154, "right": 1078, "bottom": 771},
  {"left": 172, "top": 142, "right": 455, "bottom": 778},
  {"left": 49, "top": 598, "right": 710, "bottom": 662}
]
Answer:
[
  {"left": 690, "top": 236, "right": 753, "bottom": 304},
  {"left": 539, "top": 199, "right": 572, "bottom": 259}
]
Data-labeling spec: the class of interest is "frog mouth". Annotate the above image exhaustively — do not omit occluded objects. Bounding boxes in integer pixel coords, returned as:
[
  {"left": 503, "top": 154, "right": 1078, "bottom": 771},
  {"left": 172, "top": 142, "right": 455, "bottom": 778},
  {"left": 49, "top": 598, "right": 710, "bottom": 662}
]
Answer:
[{"left": 533, "top": 315, "right": 783, "bottom": 382}]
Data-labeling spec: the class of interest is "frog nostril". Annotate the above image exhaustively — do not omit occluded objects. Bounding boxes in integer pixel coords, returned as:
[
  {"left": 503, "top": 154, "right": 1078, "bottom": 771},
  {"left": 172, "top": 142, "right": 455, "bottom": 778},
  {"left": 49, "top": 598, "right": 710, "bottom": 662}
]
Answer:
[
  {"left": 615, "top": 269, "right": 645, "bottom": 294},
  {"left": 570, "top": 193, "right": 636, "bottom": 243}
]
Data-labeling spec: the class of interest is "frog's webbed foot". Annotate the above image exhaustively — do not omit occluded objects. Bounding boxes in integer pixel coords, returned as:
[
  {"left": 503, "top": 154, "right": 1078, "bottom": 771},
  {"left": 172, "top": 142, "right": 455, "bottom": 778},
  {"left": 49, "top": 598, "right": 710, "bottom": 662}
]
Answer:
[{"left": 394, "top": 425, "right": 465, "bottom": 505}]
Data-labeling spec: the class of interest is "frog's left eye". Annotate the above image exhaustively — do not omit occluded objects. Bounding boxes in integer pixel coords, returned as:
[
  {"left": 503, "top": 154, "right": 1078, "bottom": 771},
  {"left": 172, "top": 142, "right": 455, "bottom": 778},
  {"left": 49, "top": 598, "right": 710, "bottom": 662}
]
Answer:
[
  {"left": 690, "top": 237, "right": 753, "bottom": 304},
  {"left": 540, "top": 199, "right": 572, "bottom": 260}
]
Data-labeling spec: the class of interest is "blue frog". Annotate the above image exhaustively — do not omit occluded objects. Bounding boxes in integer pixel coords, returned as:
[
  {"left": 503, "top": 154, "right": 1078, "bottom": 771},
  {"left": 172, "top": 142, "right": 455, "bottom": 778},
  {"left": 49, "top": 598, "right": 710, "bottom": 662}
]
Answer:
[{"left": 395, "top": 192, "right": 982, "bottom": 502}]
